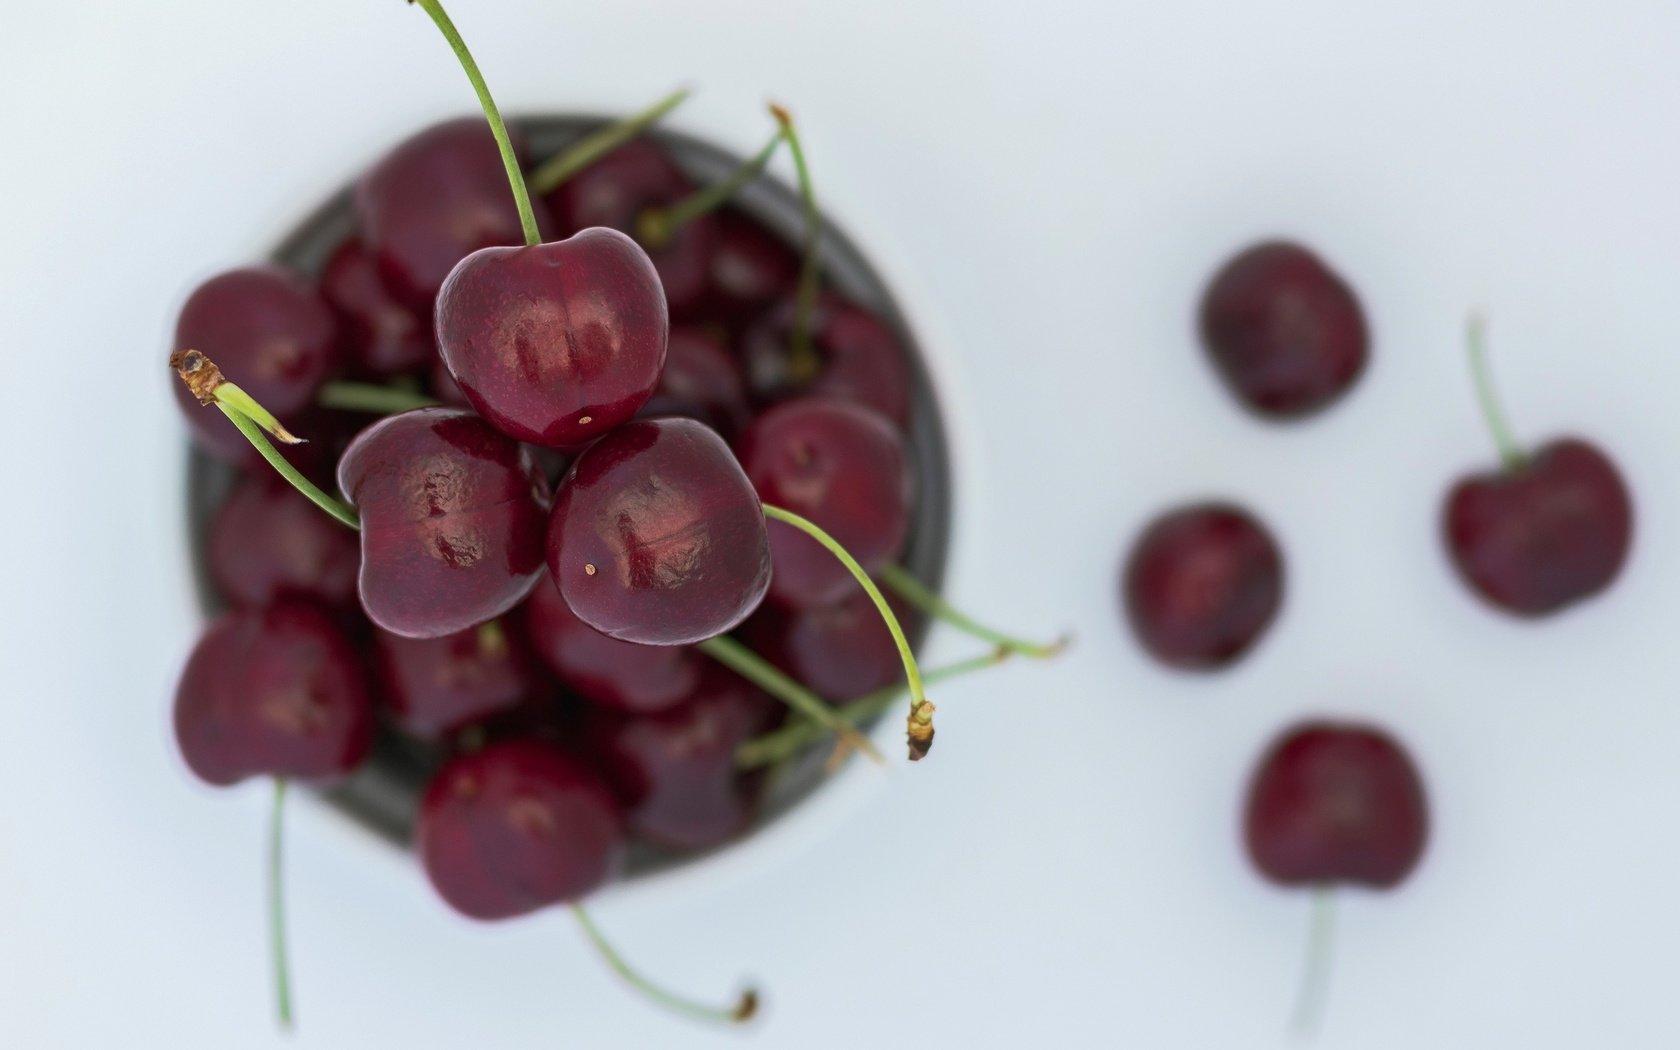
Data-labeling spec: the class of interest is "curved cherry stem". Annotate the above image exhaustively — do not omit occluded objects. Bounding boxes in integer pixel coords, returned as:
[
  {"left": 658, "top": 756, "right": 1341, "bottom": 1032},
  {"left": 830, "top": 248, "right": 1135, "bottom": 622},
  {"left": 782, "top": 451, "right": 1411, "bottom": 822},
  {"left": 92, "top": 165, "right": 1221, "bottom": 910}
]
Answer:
[
  {"left": 878, "top": 563, "right": 1069, "bottom": 660},
  {"left": 269, "top": 777, "right": 294, "bottom": 1032},
  {"left": 760, "top": 504, "right": 936, "bottom": 760},
  {"left": 217, "top": 405, "right": 360, "bottom": 529},
  {"left": 768, "top": 104, "right": 822, "bottom": 384},
  {"left": 408, "top": 0, "right": 541, "bottom": 247},
  {"left": 638, "top": 128, "right": 787, "bottom": 250},
  {"left": 696, "top": 635, "right": 884, "bottom": 765},
  {"left": 317, "top": 381, "right": 440, "bottom": 415},
  {"left": 529, "top": 87, "right": 692, "bottom": 195},
  {"left": 1290, "top": 884, "right": 1337, "bottom": 1040},
  {"left": 570, "top": 904, "right": 758, "bottom": 1025},
  {"left": 1466, "top": 314, "right": 1525, "bottom": 472}
]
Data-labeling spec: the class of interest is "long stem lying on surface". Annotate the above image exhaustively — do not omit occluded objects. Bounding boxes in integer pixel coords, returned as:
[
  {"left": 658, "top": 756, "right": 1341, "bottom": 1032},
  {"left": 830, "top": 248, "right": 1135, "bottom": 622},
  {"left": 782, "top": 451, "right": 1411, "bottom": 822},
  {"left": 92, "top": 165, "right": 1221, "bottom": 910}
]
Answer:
[
  {"left": 879, "top": 563, "right": 1069, "bottom": 660},
  {"left": 571, "top": 904, "right": 757, "bottom": 1025},
  {"left": 529, "top": 87, "right": 693, "bottom": 195},
  {"left": 270, "top": 778, "right": 294, "bottom": 1032},
  {"left": 697, "top": 635, "right": 883, "bottom": 765},
  {"left": 1290, "top": 885, "right": 1338, "bottom": 1039},
  {"left": 1465, "top": 314, "right": 1525, "bottom": 472}
]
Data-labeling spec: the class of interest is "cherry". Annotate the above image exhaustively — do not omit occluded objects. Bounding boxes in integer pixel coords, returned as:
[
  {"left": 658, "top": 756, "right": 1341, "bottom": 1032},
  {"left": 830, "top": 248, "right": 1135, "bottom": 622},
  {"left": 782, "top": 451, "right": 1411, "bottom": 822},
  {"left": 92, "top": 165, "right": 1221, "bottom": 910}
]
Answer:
[
  {"left": 547, "top": 417, "right": 771, "bottom": 646},
  {"left": 434, "top": 227, "right": 668, "bottom": 448},
  {"left": 373, "top": 623, "right": 537, "bottom": 739},
  {"left": 355, "top": 117, "right": 551, "bottom": 310},
  {"left": 417, "top": 738, "right": 623, "bottom": 921},
  {"left": 581, "top": 667, "right": 782, "bottom": 852},
  {"left": 172, "top": 267, "right": 340, "bottom": 464},
  {"left": 1441, "top": 320, "right": 1633, "bottom": 616},
  {"left": 1198, "top": 241, "right": 1369, "bottom": 419},
  {"left": 635, "top": 326, "right": 751, "bottom": 440},
  {"left": 744, "top": 588, "right": 917, "bottom": 700},
  {"left": 337, "top": 407, "right": 550, "bottom": 638},
  {"left": 523, "top": 576, "right": 701, "bottom": 714},
  {"left": 1122, "top": 502, "right": 1284, "bottom": 670},
  {"left": 703, "top": 209, "right": 797, "bottom": 323},
  {"left": 174, "top": 601, "right": 376, "bottom": 786},
  {"left": 736, "top": 398, "right": 910, "bottom": 610},
  {"left": 207, "top": 473, "right": 360, "bottom": 613},
  {"left": 320, "top": 237, "right": 436, "bottom": 377},
  {"left": 739, "top": 292, "right": 912, "bottom": 426},
  {"left": 545, "top": 138, "right": 715, "bottom": 316}
]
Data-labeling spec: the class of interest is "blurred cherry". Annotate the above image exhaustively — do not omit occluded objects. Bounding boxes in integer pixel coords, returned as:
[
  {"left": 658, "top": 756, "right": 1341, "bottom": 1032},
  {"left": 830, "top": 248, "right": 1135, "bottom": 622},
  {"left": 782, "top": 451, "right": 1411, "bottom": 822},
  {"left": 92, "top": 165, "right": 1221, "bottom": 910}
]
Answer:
[
  {"left": 208, "top": 473, "right": 360, "bottom": 613},
  {"left": 739, "top": 292, "right": 911, "bottom": 426},
  {"left": 523, "top": 577, "right": 701, "bottom": 714}
]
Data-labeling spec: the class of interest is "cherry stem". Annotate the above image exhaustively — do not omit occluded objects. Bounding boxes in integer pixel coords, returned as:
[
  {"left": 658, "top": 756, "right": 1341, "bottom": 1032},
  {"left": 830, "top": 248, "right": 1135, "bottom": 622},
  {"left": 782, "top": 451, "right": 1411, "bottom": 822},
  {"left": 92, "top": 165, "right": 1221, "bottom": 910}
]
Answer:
[
  {"left": 769, "top": 104, "right": 822, "bottom": 384},
  {"left": 878, "top": 563, "right": 1070, "bottom": 660},
  {"left": 529, "top": 87, "right": 692, "bottom": 195},
  {"left": 638, "top": 128, "right": 786, "bottom": 250},
  {"left": 317, "top": 381, "right": 440, "bottom": 415},
  {"left": 409, "top": 0, "right": 541, "bottom": 247},
  {"left": 1466, "top": 314, "right": 1525, "bottom": 472},
  {"left": 1289, "top": 884, "right": 1337, "bottom": 1040},
  {"left": 696, "top": 635, "right": 885, "bottom": 765},
  {"left": 760, "top": 504, "right": 936, "bottom": 760},
  {"left": 735, "top": 649, "right": 1008, "bottom": 770},
  {"left": 570, "top": 904, "right": 758, "bottom": 1025},
  {"left": 269, "top": 777, "right": 294, "bottom": 1032},
  {"left": 216, "top": 404, "right": 361, "bottom": 529}
]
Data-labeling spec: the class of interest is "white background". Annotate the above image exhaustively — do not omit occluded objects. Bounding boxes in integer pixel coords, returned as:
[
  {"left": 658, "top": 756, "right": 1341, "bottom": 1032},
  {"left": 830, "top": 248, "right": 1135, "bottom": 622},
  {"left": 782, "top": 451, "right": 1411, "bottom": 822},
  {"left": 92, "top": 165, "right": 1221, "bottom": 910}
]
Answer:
[{"left": 4, "top": 1, "right": 1680, "bottom": 1047}]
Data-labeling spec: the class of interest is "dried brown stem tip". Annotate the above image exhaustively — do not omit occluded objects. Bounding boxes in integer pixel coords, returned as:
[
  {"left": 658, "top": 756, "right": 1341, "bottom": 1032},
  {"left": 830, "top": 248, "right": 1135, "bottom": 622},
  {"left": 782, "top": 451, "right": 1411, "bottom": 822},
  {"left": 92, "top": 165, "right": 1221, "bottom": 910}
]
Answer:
[
  {"left": 906, "top": 699, "right": 936, "bottom": 762},
  {"left": 169, "top": 348, "right": 225, "bottom": 406},
  {"left": 732, "top": 989, "right": 760, "bottom": 1023},
  {"left": 768, "top": 102, "right": 793, "bottom": 128}
]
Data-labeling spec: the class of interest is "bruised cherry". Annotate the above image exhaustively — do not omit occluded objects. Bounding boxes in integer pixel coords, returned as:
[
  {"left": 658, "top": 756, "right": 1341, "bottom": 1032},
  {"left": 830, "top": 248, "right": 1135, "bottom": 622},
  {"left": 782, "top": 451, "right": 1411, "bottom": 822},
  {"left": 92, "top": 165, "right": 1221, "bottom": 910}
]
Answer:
[
  {"left": 337, "top": 407, "right": 550, "bottom": 638},
  {"left": 523, "top": 577, "right": 701, "bottom": 714},
  {"left": 207, "top": 473, "right": 360, "bottom": 613},
  {"left": 320, "top": 238, "right": 436, "bottom": 377},
  {"left": 739, "top": 292, "right": 912, "bottom": 426},
  {"left": 373, "top": 623, "right": 537, "bottom": 739},
  {"left": 635, "top": 326, "right": 751, "bottom": 440}
]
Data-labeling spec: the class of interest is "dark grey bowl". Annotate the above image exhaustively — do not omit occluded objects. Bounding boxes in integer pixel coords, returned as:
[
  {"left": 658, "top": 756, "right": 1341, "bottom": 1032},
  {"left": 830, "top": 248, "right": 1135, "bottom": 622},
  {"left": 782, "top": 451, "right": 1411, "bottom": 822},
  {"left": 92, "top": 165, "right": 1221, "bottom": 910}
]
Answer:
[{"left": 185, "top": 114, "right": 952, "bottom": 880}]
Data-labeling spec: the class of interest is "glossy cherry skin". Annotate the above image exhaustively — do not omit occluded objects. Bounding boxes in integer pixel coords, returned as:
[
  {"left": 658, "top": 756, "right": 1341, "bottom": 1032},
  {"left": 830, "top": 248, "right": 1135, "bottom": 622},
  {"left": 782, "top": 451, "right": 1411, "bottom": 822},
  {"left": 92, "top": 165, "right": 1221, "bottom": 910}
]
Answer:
[
  {"left": 546, "top": 139, "right": 714, "bottom": 316},
  {"left": 736, "top": 398, "right": 911, "bottom": 610},
  {"left": 320, "top": 237, "right": 435, "bottom": 377},
  {"left": 635, "top": 327, "right": 751, "bottom": 440},
  {"left": 337, "top": 408, "right": 550, "bottom": 638},
  {"left": 174, "top": 601, "right": 376, "bottom": 787},
  {"left": 1443, "top": 438, "right": 1633, "bottom": 616},
  {"left": 581, "top": 667, "right": 781, "bottom": 852},
  {"left": 207, "top": 473, "right": 360, "bottom": 613},
  {"left": 1244, "top": 721, "right": 1429, "bottom": 888},
  {"left": 739, "top": 292, "right": 912, "bottom": 426},
  {"left": 418, "top": 739, "right": 624, "bottom": 921},
  {"left": 355, "top": 117, "right": 552, "bottom": 310},
  {"left": 172, "top": 266, "right": 340, "bottom": 463},
  {"left": 435, "top": 228, "right": 668, "bottom": 448},
  {"left": 547, "top": 418, "right": 771, "bottom": 646},
  {"left": 703, "top": 209, "right": 797, "bottom": 323},
  {"left": 1199, "top": 241, "right": 1369, "bottom": 419},
  {"left": 373, "top": 624, "right": 538, "bottom": 739},
  {"left": 1123, "top": 503, "right": 1284, "bottom": 670},
  {"left": 523, "top": 576, "right": 701, "bottom": 714},
  {"left": 744, "top": 588, "right": 916, "bottom": 700}
]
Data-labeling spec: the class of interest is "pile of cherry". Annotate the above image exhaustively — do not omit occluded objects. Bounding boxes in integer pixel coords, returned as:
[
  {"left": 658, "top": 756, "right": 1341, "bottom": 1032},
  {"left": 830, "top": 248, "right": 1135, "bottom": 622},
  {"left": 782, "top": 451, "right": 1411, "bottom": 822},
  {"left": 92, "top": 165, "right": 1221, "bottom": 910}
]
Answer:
[{"left": 1122, "top": 240, "right": 1634, "bottom": 1032}]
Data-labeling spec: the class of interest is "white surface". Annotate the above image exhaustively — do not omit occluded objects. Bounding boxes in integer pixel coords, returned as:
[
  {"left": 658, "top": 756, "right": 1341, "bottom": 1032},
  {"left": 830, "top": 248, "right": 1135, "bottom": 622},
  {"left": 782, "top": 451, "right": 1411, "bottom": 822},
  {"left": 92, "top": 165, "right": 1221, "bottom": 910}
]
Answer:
[{"left": 4, "top": 1, "right": 1680, "bottom": 1047}]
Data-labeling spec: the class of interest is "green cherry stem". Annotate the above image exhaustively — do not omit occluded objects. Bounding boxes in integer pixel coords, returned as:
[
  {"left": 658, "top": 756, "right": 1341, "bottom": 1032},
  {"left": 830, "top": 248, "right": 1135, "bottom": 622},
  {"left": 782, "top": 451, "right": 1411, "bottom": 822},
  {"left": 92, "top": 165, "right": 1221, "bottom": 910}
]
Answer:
[
  {"left": 529, "top": 87, "right": 693, "bottom": 195},
  {"left": 571, "top": 904, "right": 758, "bottom": 1025},
  {"left": 696, "top": 635, "right": 884, "bottom": 765},
  {"left": 409, "top": 0, "right": 541, "bottom": 247},
  {"left": 1290, "top": 884, "right": 1338, "bottom": 1039},
  {"left": 878, "top": 563, "right": 1069, "bottom": 660},
  {"left": 1466, "top": 314, "right": 1525, "bottom": 472},
  {"left": 317, "top": 380, "right": 441, "bottom": 415},
  {"left": 219, "top": 405, "right": 361, "bottom": 529},
  {"left": 768, "top": 104, "right": 822, "bottom": 383},
  {"left": 638, "top": 128, "right": 786, "bottom": 250},
  {"left": 269, "top": 777, "right": 294, "bottom": 1032},
  {"left": 760, "top": 503, "right": 936, "bottom": 760}
]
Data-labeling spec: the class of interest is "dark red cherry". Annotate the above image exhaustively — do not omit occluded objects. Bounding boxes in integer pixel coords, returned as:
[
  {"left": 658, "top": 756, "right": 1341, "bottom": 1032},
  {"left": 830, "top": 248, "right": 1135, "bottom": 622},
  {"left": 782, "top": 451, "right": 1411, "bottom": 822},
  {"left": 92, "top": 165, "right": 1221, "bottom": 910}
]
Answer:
[
  {"left": 355, "top": 117, "right": 552, "bottom": 310},
  {"left": 1443, "top": 438, "right": 1633, "bottom": 616},
  {"left": 523, "top": 577, "right": 701, "bottom": 714},
  {"left": 1244, "top": 721, "right": 1428, "bottom": 888},
  {"left": 373, "top": 624, "right": 537, "bottom": 739},
  {"left": 1199, "top": 241, "right": 1369, "bottom": 418},
  {"left": 547, "top": 418, "right": 770, "bottom": 646},
  {"left": 320, "top": 238, "right": 436, "bottom": 377},
  {"left": 337, "top": 407, "right": 550, "bottom": 638},
  {"left": 635, "top": 327, "right": 751, "bottom": 440},
  {"left": 545, "top": 139, "right": 714, "bottom": 316},
  {"left": 744, "top": 588, "right": 915, "bottom": 700},
  {"left": 736, "top": 398, "right": 911, "bottom": 610},
  {"left": 417, "top": 739, "right": 624, "bottom": 920},
  {"left": 1122, "top": 503, "right": 1284, "bottom": 670},
  {"left": 704, "top": 209, "right": 797, "bottom": 323},
  {"left": 174, "top": 601, "right": 376, "bottom": 787},
  {"left": 207, "top": 473, "right": 360, "bottom": 612},
  {"left": 435, "top": 228, "right": 668, "bottom": 448},
  {"left": 739, "top": 292, "right": 912, "bottom": 426},
  {"left": 172, "top": 267, "right": 339, "bottom": 463},
  {"left": 581, "top": 667, "right": 781, "bottom": 852}
]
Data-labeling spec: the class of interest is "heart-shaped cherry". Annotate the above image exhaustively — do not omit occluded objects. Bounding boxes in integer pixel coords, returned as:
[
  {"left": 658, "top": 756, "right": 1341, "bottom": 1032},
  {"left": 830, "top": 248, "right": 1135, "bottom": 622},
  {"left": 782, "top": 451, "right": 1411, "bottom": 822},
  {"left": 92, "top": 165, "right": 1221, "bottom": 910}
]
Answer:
[
  {"left": 739, "top": 292, "right": 912, "bottom": 426},
  {"left": 744, "top": 588, "right": 917, "bottom": 700},
  {"left": 1441, "top": 319, "right": 1633, "bottom": 616},
  {"left": 523, "top": 576, "right": 701, "bottom": 714},
  {"left": 546, "top": 417, "right": 771, "bottom": 646},
  {"left": 1122, "top": 502, "right": 1284, "bottom": 670},
  {"left": 320, "top": 238, "right": 436, "bottom": 377},
  {"left": 373, "top": 622, "right": 538, "bottom": 739},
  {"left": 636, "top": 326, "right": 751, "bottom": 441},
  {"left": 435, "top": 227, "right": 668, "bottom": 448},
  {"left": 208, "top": 473, "right": 361, "bottom": 613},
  {"left": 337, "top": 407, "right": 550, "bottom": 638},
  {"left": 1198, "top": 241, "right": 1369, "bottom": 419}
]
